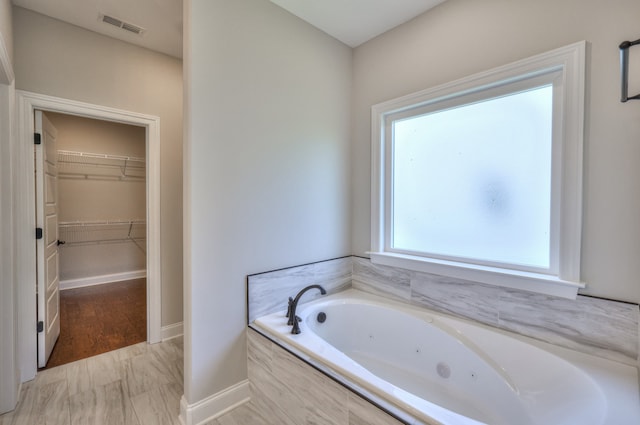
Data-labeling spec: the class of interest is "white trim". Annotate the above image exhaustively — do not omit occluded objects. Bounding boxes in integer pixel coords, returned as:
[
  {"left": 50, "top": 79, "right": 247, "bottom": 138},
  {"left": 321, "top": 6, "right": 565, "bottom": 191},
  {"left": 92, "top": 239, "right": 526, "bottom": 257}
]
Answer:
[
  {"left": 161, "top": 322, "right": 184, "bottom": 341},
  {"left": 0, "top": 31, "right": 14, "bottom": 85},
  {"left": 59, "top": 270, "right": 147, "bottom": 290},
  {"left": 15, "top": 91, "right": 162, "bottom": 382},
  {"left": 182, "top": 0, "right": 194, "bottom": 416},
  {"left": 371, "top": 41, "right": 586, "bottom": 299},
  {"left": 179, "top": 381, "right": 250, "bottom": 425}
]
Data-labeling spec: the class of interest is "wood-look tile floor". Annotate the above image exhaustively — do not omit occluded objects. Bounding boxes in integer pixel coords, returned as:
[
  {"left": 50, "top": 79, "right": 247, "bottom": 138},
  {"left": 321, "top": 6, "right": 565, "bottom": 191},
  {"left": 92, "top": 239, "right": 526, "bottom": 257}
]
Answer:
[
  {"left": 44, "top": 279, "right": 147, "bottom": 369},
  {"left": 0, "top": 337, "right": 269, "bottom": 425}
]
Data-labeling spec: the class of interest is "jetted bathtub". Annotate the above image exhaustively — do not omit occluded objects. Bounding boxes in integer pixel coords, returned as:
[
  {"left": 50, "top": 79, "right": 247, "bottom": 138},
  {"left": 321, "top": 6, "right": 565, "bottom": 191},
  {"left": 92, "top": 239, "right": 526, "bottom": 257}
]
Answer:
[{"left": 253, "top": 289, "right": 640, "bottom": 425}]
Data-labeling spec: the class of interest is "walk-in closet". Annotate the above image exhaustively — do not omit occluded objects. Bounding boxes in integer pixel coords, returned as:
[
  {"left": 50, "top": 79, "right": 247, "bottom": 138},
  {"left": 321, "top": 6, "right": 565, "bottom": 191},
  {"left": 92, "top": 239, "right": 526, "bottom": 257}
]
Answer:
[{"left": 42, "top": 111, "right": 147, "bottom": 368}]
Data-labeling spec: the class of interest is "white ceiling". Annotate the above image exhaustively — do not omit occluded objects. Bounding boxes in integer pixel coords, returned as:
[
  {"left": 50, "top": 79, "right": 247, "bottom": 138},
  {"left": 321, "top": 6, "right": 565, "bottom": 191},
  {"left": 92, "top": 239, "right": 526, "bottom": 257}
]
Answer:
[
  {"left": 270, "top": 0, "right": 448, "bottom": 47},
  {"left": 12, "top": 0, "right": 183, "bottom": 58},
  {"left": 11, "top": 0, "right": 448, "bottom": 59}
]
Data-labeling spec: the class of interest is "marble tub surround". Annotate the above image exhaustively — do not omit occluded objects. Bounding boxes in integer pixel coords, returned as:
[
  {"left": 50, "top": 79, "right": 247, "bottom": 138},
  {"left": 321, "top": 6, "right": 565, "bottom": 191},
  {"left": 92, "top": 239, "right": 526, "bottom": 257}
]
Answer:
[
  {"left": 494, "top": 290, "right": 638, "bottom": 364},
  {"left": 248, "top": 255, "right": 638, "bottom": 365},
  {"left": 247, "top": 328, "right": 414, "bottom": 425},
  {"left": 352, "top": 257, "right": 640, "bottom": 366},
  {"left": 351, "top": 256, "right": 412, "bottom": 301},
  {"left": 247, "top": 256, "right": 352, "bottom": 323}
]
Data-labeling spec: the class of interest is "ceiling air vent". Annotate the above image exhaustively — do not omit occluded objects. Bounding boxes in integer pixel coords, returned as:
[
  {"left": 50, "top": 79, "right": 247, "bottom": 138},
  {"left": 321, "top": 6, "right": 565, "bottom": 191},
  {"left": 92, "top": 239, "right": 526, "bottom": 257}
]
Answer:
[{"left": 99, "top": 14, "right": 145, "bottom": 36}]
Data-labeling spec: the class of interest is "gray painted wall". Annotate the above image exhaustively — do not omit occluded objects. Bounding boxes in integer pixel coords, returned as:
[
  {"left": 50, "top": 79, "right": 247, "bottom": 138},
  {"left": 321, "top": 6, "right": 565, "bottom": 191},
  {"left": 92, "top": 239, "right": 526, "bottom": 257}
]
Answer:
[
  {"left": 0, "top": 0, "right": 12, "bottom": 65},
  {"left": 0, "top": 0, "right": 16, "bottom": 414},
  {"left": 351, "top": 0, "right": 640, "bottom": 303},
  {"left": 13, "top": 6, "right": 184, "bottom": 326},
  {"left": 185, "top": 0, "right": 352, "bottom": 404},
  {"left": 48, "top": 113, "right": 147, "bottom": 282}
]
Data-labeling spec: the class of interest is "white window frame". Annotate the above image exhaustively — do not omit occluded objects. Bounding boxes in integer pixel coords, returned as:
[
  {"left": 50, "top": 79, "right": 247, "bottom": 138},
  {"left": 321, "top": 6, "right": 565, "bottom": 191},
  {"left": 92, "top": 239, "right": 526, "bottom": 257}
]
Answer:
[{"left": 370, "top": 41, "right": 587, "bottom": 299}]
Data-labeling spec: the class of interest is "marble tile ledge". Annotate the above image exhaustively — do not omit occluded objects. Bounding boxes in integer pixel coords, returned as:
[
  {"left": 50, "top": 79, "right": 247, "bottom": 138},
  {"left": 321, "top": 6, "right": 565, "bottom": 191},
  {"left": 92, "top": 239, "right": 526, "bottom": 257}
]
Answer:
[
  {"left": 352, "top": 257, "right": 639, "bottom": 366},
  {"left": 246, "top": 255, "right": 639, "bottom": 366}
]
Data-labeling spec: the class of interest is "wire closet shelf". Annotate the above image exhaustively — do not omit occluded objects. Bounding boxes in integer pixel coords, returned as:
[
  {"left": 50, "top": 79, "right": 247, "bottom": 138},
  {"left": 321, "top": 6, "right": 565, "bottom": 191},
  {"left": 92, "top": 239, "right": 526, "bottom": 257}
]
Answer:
[
  {"left": 57, "top": 150, "right": 146, "bottom": 180},
  {"left": 58, "top": 220, "right": 146, "bottom": 252}
]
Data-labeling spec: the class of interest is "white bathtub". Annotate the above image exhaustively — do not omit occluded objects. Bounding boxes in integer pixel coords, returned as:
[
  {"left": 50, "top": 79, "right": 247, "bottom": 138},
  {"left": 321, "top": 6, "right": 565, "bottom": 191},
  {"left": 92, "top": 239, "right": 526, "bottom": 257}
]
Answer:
[{"left": 253, "top": 289, "right": 640, "bottom": 425}]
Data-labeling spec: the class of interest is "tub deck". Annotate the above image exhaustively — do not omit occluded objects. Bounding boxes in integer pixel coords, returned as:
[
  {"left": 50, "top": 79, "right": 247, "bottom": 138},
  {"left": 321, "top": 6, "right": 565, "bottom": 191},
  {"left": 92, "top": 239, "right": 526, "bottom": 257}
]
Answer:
[{"left": 253, "top": 289, "right": 640, "bottom": 425}]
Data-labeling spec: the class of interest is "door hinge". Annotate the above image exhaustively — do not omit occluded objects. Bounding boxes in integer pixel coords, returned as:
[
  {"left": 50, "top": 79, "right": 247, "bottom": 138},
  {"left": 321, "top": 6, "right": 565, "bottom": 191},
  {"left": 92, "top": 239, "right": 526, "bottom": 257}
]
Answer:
[
  {"left": 34, "top": 133, "right": 41, "bottom": 145},
  {"left": 37, "top": 321, "right": 44, "bottom": 333},
  {"left": 35, "top": 227, "right": 43, "bottom": 240}
]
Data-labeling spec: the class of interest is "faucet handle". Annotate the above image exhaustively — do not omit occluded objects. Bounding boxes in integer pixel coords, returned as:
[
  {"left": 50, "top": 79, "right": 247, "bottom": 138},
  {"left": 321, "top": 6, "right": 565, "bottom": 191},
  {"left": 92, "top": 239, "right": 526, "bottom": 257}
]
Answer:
[
  {"left": 291, "top": 316, "right": 301, "bottom": 334},
  {"left": 287, "top": 298, "right": 300, "bottom": 326},
  {"left": 286, "top": 297, "right": 293, "bottom": 318}
]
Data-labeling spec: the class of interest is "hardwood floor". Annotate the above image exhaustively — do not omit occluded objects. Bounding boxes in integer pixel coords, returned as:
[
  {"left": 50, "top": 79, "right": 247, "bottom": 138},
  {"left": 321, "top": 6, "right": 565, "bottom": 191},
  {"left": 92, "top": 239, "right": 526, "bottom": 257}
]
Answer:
[{"left": 43, "top": 279, "right": 147, "bottom": 369}]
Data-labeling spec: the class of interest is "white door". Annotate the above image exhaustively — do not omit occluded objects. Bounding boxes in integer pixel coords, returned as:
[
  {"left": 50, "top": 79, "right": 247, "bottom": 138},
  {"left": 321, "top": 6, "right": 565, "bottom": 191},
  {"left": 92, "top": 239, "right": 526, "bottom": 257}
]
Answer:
[{"left": 35, "top": 110, "right": 60, "bottom": 368}]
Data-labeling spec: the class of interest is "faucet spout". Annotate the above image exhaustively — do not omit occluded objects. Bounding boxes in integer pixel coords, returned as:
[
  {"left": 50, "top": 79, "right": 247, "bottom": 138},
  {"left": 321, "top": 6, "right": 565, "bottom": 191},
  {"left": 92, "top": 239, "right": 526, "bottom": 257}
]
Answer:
[{"left": 288, "top": 284, "right": 327, "bottom": 334}]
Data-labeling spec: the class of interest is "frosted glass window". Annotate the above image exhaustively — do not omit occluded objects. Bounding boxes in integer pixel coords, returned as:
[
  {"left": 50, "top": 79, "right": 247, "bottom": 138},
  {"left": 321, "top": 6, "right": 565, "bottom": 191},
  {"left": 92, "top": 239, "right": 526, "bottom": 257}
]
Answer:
[
  {"left": 391, "top": 86, "right": 553, "bottom": 269},
  {"left": 371, "top": 42, "right": 586, "bottom": 297}
]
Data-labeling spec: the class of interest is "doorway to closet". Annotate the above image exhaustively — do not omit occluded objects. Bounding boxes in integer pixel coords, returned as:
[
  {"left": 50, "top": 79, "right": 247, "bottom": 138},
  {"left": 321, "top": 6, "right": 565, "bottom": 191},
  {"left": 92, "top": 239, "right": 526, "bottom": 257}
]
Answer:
[
  {"left": 17, "top": 90, "right": 161, "bottom": 382},
  {"left": 37, "top": 110, "right": 148, "bottom": 369}
]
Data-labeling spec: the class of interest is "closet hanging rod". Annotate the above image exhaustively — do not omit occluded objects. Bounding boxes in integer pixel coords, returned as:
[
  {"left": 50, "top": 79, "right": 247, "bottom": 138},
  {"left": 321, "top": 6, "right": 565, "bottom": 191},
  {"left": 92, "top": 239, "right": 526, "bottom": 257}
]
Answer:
[{"left": 619, "top": 38, "right": 640, "bottom": 102}]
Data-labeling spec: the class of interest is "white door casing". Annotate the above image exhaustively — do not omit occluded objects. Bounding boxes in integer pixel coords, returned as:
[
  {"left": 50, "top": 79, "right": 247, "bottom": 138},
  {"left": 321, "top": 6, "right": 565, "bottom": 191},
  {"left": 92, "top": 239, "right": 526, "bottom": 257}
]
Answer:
[
  {"left": 16, "top": 91, "right": 162, "bottom": 382},
  {"left": 35, "top": 110, "right": 60, "bottom": 368}
]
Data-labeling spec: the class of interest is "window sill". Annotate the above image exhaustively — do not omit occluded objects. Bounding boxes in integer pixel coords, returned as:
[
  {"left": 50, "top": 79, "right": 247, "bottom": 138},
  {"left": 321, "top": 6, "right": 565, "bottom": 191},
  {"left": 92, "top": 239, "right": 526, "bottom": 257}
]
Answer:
[{"left": 368, "top": 252, "right": 585, "bottom": 299}]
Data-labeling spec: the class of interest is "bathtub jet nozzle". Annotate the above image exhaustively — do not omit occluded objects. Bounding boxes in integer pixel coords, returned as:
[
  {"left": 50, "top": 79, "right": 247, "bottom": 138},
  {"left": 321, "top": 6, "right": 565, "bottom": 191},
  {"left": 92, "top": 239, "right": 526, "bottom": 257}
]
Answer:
[{"left": 288, "top": 284, "right": 327, "bottom": 334}]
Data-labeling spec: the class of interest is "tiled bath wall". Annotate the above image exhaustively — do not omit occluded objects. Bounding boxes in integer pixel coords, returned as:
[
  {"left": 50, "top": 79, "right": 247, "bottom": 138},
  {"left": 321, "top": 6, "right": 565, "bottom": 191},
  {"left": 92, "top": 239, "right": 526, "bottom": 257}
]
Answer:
[
  {"left": 352, "top": 257, "right": 639, "bottom": 366},
  {"left": 247, "top": 256, "right": 639, "bottom": 366},
  {"left": 247, "top": 256, "right": 353, "bottom": 323}
]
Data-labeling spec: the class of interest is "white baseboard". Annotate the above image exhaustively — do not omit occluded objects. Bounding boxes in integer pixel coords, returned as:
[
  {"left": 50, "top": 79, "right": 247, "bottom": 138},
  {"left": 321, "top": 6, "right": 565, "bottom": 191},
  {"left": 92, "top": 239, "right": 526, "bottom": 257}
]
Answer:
[
  {"left": 59, "top": 270, "right": 146, "bottom": 290},
  {"left": 161, "top": 322, "right": 183, "bottom": 341},
  {"left": 179, "top": 380, "right": 250, "bottom": 425}
]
